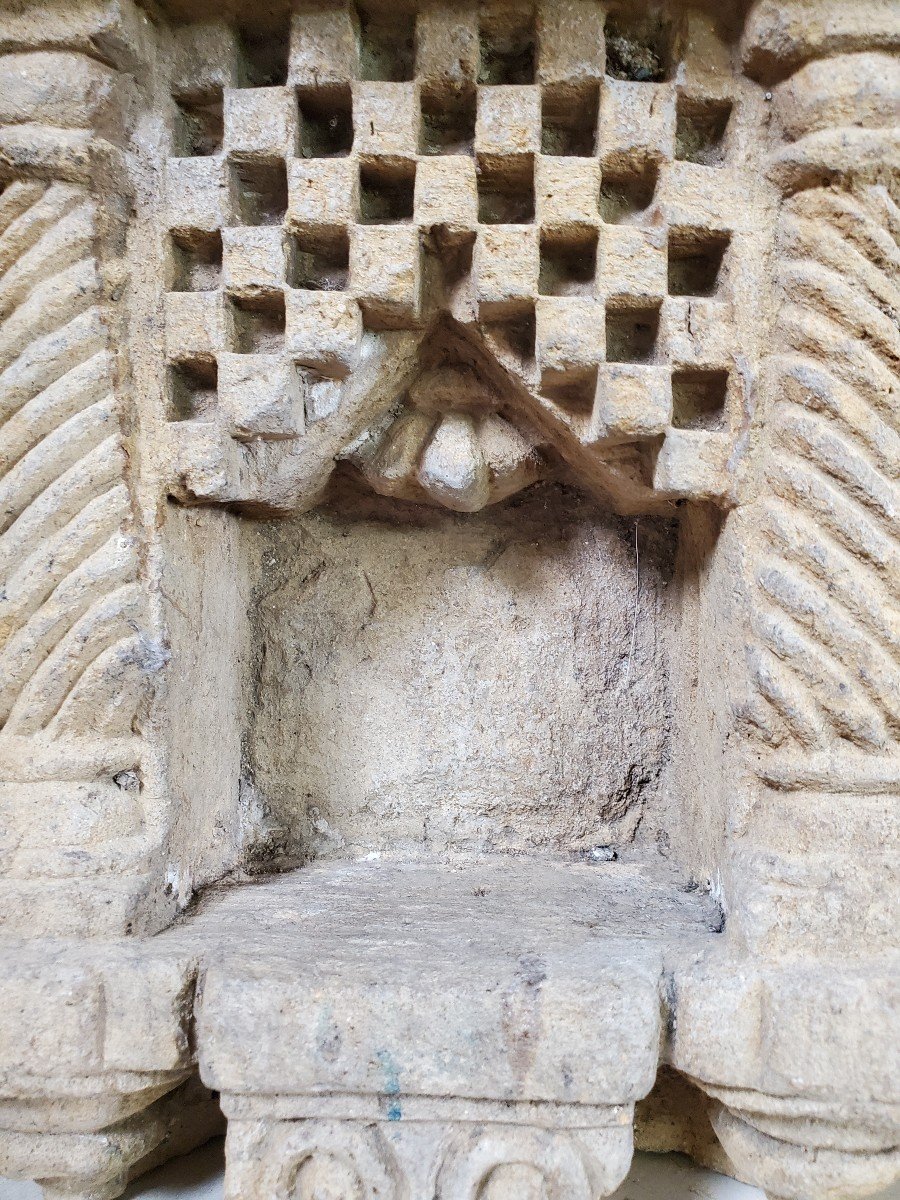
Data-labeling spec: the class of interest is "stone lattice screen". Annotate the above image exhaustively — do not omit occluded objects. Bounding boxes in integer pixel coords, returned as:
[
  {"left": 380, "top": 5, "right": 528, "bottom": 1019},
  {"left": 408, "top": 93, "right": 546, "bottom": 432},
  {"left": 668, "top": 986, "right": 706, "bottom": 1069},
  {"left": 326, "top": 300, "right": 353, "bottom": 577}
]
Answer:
[{"left": 162, "top": 4, "right": 767, "bottom": 512}]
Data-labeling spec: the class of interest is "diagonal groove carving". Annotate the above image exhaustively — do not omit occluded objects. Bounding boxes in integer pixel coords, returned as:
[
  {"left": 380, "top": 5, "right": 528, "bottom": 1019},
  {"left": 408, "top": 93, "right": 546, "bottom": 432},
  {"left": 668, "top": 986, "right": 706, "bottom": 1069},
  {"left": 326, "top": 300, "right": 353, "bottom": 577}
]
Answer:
[
  {"left": 767, "top": 452, "right": 900, "bottom": 577},
  {"left": 759, "top": 503, "right": 900, "bottom": 660},
  {"left": 0, "top": 528, "right": 137, "bottom": 723},
  {"left": 0, "top": 395, "right": 119, "bottom": 534},
  {"left": 0, "top": 182, "right": 83, "bottom": 275},
  {"left": 0, "top": 258, "right": 100, "bottom": 372},
  {"left": 779, "top": 306, "right": 898, "bottom": 417},
  {"left": 0, "top": 436, "right": 125, "bottom": 581},
  {"left": 776, "top": 359, "right": 900, "bottom": 467},
  {"left": 0, "top": 181, "right": 150, "bottom": 751},
  {"left": 0, "top": 351, "right": 112, "bottom": 476},
  {"left": 773, "top": 408, "right": 899, "bottom": 524},
  {"left": 5, "top": 581, "right": 145, "bottom": 736},
  {"left": 752, "top": 608, "right": 890, "bottom": 750},
  {"left": 0, "top": 201, "right": 96, "bottom": 319},
  {"left": 756, "top": 556, "right": 900, "bottom": 732},
  {"left": 0, "top": 485, "right": 130, "bottom": 635},
  {"left": 0, "top": 307, "right": 108, "bottom": 426},
  {"left": 747, "top": 182, "right": 900, "bottom": 753}
]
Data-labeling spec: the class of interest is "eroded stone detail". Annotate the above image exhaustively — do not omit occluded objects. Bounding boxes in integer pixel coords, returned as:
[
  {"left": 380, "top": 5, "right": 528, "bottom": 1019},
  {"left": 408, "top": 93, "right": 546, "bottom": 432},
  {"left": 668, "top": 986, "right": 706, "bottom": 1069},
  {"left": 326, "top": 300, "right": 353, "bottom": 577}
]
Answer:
[
  {"left": 222, "top": 1111, "right": 634, "bottom": 1200},
  {"left": 225, "top": 1117, "right": 403, "bottom": 1199}
]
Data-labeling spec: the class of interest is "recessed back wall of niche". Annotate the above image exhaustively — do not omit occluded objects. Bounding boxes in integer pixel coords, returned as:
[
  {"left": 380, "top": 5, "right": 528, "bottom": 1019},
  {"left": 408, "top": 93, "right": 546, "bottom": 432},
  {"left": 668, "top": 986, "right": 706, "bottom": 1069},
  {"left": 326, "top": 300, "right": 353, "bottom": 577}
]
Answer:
[{"left": 244, "top": 480, "right": 676, "bottom": 859}]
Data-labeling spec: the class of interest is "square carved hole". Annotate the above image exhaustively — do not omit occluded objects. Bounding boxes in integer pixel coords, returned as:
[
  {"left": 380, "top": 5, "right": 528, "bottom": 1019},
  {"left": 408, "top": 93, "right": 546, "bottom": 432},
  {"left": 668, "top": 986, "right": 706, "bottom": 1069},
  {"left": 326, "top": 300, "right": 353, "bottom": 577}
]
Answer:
[
  {"left": 170, "top": 229, "right": 223, "bottom": 292},
  {"left": 421, "top": 91, "right": 476, "bottom": 155},
  {"left": 599, "top": 163, "right": 657, "bottom": 223},
  {"left": 240, "top": 26, "right": 290, "bottom": 86},
  {"left": 289, "top": 231, "right": 349, "bottom": 290},
  {"left": 541, "top": 84, "right": 598, "bottom": 156},
  {"left": 359, "top": 163, "right": 416, "bottom": 223},
  {"left": 477, "top": 161, "right": 535, "bottom": 224},
  {"left": 604, "top": 14, "right": 673, "bottom": 82},
  {"left": 298, "top": 86, "right": 354, "bottom": 158},
  {"left": 605, "top": 303, "right": 660, "bottom": 363},
  {"left": 539, "top": 231, "right": 598, "bottom": 296},
  {"left": 668, "top": 230, "right": 730, "bottom": 296},
  {"left": 230, "top": 160, "right": 288, "bottom": 225},
  {"left": 675, "top": 97, "right": 733, "bottom": 165},
  {"left": 168, "top": 358, "right": 217, "bottom": 420},
  {"left": 478, "top": 12, "right": 535, "bottom": 85},
  {"left": 172, "top": 93, "right": 223, "bottom": 157},
  {"left": 433, "top": 230, "right": 475, "bottom": 304},
  {"left": 672, "top": 369, "right": 728, "bottom": 430},
  {"left": 491, "top": 311, "right": 536, "bottom": 362},
  {"left": 230, "top": 293, "right": 286, "bottom": 354},
  {"left": 542, "top": 369, "right": 597, "bottom": 417},
  {"left": 360, "top": 13, "right": 415, "bottom": 81}
]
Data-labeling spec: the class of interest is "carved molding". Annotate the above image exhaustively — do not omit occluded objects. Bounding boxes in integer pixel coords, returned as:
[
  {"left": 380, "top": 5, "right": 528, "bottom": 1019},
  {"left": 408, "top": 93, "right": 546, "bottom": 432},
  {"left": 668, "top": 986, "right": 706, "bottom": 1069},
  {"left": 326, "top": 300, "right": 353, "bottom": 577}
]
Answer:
[
  {"left": 711, "top": 1104, "right": 900, "bottom": 1200},
  {"left": 224, "top": 1114, "right": 633, "bottom": 1200},
  {"left": 0, "top": 33, "right": 166, "bottom": 935}
]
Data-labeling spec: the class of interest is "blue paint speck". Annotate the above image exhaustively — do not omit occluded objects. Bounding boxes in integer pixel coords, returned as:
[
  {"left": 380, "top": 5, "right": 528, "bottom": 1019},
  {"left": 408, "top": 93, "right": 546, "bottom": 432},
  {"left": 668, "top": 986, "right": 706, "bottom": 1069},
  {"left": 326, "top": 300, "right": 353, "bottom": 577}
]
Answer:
[
  {"left": 375, "top": 1049, "right": 401, "bottom": 1095},
  {"left": 387, "top": 1103, "right": 402, "bottom": 1121}
]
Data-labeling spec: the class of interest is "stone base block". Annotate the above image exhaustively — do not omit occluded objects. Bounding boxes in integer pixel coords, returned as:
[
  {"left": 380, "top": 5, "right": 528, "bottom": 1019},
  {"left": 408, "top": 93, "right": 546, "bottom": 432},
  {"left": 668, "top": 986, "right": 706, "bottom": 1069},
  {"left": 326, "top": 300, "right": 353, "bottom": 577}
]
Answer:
[
  {"left": 186, "top": 858, "right": 722, "bottom": 1105},
  {"left": 170, "top": 859, "right": 724, "bottom": 1196}
]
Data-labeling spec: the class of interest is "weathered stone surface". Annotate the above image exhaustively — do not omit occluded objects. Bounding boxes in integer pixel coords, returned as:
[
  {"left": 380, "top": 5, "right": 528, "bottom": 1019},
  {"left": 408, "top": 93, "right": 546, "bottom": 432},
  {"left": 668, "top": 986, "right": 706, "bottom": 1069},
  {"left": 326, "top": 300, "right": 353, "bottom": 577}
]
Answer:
[
  {"left": 190, "top": 858, "right": 708, "bottom": 1101},
  {"left": 0, "top": 1, "right": 898, "bottom": 1198}
]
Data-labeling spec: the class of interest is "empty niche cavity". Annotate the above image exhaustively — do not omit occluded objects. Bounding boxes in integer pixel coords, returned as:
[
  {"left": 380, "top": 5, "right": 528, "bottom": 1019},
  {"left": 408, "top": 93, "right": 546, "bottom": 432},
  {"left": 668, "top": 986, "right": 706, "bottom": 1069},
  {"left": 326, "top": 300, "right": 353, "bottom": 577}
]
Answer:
[
  {"left": 359, "top": 163, "right": 416, "bottom": 223},
  {"left": 490, "top": 311, "right": 536, "bottom": 363},
  {"left": 299, "top": 87, "right": 354, "bottom": 157},
  {"left": 668, "top": 230, "right": 730, "bottom": 297},
  {"left": 539, "top": 231, "right": 598, "bottom": 297},
  {"left": 170, "top": 230, "right": 223, "bottom": 292},
  {"left": 605, "top": 304, "right": 660, "bottom": 363},
  {"left": 672, "top": 369, "right": 728, "bottom": 430},
  {"left": 359, "top": 11, "right": 416, "bottom": 81},
  {"left": 541, "top": 84, "right": 599, "bottom": 157},
  {"left": 168, "top": 358, "right": 218, "bottom": 420},
  {"left": 230, "top": 293, "right": 286, "bottom": 354},
  {"left": 172, "top": 92, "right": 223, "bottom": 157},
  {"left": 230, "top": 160, "right": 288, "bottom": 225},
  {"left": 599, "top": 164, "right": 658, "bottom": 224},
  {"left": 240, "top": 25, "right": 290, "bottom": 86},
  {"left": 249, "top": 484, "right": 675, "bottom": 855},
  {"left": 541, "top": 370, "right": 597, "bottom": 417},
  {"left": 421, "top": 91, "right": 477, "bottom": 155},
  {"left": 477, "top": 161, "right": 535, "bottom": 224},
  {"left": 675, "top": 96, "right": 733, "bottom": 165},
  {"left": 478, "top": 6, "right": 535, "bottom": 85}
]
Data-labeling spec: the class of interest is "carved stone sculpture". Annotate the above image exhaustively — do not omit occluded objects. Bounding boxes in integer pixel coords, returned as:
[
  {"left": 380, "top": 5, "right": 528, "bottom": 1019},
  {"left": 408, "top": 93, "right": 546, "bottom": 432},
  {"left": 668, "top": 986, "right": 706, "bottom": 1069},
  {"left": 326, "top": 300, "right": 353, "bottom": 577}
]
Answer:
[{"left": 0, "top": 0, "right": 897, "bottom": 1197}]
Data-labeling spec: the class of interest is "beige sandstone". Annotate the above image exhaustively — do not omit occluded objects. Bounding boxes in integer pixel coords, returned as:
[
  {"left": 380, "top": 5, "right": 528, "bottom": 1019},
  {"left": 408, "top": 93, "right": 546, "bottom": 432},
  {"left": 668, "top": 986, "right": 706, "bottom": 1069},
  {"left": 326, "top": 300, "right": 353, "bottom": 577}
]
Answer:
[{"left": 0, "top": 0, "right": 897, "bottom": 1197}]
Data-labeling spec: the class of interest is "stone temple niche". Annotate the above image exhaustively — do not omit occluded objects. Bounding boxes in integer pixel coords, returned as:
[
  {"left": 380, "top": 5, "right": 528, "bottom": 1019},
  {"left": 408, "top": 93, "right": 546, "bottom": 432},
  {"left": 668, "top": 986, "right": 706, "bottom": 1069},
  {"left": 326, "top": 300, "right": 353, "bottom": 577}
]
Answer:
[
  {"left": 247, "top": 389, "right": 679, "bottom": 867},
  {"left": 0, "top": 1, "right": 899, "bottom": 1199}
]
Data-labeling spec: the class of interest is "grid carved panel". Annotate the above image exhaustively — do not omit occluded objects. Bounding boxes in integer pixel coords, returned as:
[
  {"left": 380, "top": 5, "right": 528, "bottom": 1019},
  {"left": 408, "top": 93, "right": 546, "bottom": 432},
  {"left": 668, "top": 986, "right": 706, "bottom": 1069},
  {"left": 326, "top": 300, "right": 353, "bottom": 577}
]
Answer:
[{"left": 162, "top": 2, "right": 769, "bottom": 504}]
